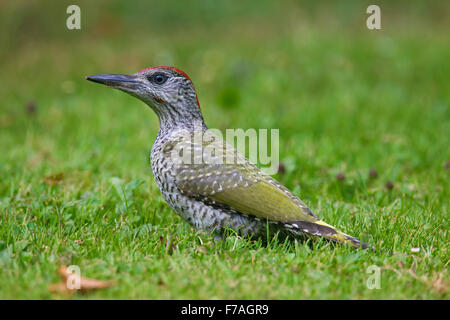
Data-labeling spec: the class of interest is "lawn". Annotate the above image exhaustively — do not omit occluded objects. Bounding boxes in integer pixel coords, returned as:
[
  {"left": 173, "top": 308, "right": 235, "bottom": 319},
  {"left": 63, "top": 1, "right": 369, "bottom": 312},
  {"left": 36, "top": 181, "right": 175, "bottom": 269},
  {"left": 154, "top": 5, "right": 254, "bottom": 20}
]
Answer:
[{"left": 0, "top": 0, "right": 448, "bottom": 299}]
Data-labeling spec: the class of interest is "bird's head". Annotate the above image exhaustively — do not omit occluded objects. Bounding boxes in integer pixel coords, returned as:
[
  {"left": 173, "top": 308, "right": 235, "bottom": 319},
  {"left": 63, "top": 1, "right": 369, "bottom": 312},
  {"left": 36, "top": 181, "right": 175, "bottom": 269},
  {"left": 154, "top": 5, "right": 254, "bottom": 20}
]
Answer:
[{"left": 87, "top": 66, "right": 203, "bottom": 125}]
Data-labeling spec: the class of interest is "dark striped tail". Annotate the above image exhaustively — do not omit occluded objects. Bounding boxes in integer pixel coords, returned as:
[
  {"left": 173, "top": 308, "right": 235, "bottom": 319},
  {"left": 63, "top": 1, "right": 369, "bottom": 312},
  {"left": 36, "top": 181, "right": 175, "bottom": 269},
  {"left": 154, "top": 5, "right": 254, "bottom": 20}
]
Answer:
[{"left": 286, "top": 219, "right": 369, "bottom": 249}]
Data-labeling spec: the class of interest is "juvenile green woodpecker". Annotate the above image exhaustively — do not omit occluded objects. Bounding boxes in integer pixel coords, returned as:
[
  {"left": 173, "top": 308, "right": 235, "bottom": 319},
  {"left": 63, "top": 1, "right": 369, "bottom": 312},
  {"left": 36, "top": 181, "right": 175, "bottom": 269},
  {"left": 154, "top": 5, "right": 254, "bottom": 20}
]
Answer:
[{"left": 87, "top": 66, "right": 367, "bottom": 249}]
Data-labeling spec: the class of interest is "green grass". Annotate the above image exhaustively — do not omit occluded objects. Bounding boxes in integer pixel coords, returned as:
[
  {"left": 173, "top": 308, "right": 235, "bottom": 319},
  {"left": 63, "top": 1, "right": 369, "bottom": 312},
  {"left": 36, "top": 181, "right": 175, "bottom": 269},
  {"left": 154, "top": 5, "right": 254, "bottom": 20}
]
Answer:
[{"left": 0, "top": 0, "right": 449, "bottom": 299}]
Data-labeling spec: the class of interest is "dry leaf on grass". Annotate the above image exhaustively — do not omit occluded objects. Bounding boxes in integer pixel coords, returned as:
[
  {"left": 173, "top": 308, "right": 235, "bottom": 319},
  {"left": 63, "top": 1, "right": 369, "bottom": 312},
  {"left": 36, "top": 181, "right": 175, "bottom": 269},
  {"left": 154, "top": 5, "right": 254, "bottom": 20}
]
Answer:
[
  {"left": 49, "top": 266, "right": 116, "bottom": 295},
  {"left": 431, "top": 271, "right": 448, "bottom": 294},
  {"left": 42, "top": 173, "right": 64, "bottom": 186},
  {"left": 408, "top": 267, "right": 448, "bottom": 296}
]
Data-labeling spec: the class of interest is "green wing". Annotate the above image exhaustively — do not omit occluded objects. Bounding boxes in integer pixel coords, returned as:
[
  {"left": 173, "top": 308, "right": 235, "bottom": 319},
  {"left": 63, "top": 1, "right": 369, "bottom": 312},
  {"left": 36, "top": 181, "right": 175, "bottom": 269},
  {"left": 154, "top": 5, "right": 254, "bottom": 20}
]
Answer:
[
  {"left": 162, "top": 129, "right": 367, "bottom": 249},
  {"left": 163, "top": 130, "right": 318, "bottom": 223}
]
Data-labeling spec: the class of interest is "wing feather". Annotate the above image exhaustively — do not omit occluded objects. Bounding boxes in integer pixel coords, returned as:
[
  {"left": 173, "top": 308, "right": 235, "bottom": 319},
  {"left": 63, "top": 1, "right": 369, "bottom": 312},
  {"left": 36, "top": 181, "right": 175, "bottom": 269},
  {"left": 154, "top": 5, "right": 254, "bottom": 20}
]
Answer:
[{"left": 163, "top": 130, "right": 317, "bottom": 222}]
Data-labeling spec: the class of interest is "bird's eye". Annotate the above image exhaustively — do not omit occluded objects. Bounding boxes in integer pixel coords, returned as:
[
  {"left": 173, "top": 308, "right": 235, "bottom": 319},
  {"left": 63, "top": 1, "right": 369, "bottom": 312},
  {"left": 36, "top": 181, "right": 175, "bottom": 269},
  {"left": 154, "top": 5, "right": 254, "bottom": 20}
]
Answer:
[{"left": 150, "top": 73, "right": 168, "bottom": 85}]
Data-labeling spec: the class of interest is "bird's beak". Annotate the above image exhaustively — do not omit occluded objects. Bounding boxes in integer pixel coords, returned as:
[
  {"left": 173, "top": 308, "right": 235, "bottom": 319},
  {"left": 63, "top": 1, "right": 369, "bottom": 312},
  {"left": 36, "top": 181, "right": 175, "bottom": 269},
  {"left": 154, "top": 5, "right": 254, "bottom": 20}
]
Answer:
[{"left": 86, "top": 74, "right": 141, "bottom": 90}]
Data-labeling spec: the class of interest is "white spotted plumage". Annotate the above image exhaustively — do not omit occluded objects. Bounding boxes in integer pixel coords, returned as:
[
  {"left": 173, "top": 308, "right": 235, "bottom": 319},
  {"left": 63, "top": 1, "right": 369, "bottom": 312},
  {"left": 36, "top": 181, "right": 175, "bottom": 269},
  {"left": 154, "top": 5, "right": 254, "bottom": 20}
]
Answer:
[
  {"left": 87, "top": 66, "right": 368, "bottom": 249},
  {"left": 151, "top": 128, "right": 269, "bottom": 237}
]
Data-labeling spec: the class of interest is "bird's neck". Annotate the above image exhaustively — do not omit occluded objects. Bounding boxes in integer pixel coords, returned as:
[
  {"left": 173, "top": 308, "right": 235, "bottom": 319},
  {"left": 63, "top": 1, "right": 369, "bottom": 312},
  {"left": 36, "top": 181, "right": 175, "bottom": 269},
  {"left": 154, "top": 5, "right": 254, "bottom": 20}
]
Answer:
[{"left": 155, "top": 102, "right": 208, "bottom": 142}]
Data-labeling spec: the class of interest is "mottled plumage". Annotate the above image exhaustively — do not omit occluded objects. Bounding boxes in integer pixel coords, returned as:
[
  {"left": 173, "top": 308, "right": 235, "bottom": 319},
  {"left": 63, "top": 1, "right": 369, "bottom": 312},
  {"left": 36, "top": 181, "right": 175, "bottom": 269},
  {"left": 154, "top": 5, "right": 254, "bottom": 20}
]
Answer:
[{"left": 87, "top": 66, "right": 367, "bottom": 249}]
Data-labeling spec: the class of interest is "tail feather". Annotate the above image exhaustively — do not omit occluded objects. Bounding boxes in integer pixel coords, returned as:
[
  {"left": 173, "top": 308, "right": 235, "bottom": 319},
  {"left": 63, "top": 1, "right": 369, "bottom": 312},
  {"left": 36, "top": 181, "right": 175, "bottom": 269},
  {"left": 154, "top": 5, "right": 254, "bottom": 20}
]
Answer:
[{"left": 285, "top": 219, "right": 368, "bottom": 249}]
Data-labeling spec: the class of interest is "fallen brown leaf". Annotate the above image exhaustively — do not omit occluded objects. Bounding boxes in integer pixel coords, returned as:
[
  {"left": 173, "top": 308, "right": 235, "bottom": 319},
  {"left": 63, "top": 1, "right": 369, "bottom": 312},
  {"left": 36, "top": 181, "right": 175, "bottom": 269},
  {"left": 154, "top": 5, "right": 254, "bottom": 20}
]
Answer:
[
  {"left": 408, "top": 267, "right": 448, "bottom": 296},
  {"left": 49, "top": 266, "right": 116, "bottom": 295},
  {"left": 42, "top": 173, "right": 64, "bottom": 186},
  {"left": 432, "top": 271, "right": 448, "bottom": 294}
]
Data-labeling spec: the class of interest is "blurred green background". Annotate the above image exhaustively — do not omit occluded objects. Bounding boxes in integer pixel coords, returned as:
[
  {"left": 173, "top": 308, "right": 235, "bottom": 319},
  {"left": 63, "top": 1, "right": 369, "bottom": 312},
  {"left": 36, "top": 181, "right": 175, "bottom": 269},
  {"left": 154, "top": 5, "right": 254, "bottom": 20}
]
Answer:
[{"left": 0, "top": 0, "right": 448, "bottom": 299}]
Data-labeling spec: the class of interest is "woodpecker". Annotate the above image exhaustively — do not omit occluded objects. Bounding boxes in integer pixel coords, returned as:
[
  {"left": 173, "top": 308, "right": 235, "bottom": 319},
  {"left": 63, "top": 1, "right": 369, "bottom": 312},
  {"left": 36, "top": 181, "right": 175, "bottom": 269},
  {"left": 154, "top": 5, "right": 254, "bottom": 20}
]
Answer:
[{"left": 87, "top": 66, "right": 367, "bottom": 249}]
